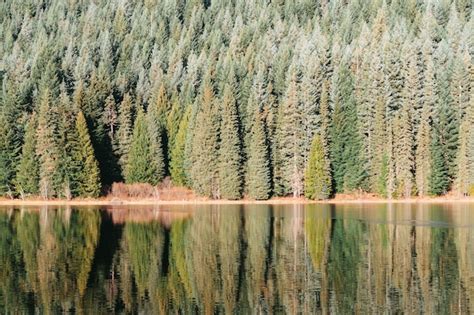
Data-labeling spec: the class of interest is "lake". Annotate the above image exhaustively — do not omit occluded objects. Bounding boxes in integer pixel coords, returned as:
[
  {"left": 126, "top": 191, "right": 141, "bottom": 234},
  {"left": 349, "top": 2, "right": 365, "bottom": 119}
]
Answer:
[{"left": 0, "top": 203, "right": 473, "bottom": 314}]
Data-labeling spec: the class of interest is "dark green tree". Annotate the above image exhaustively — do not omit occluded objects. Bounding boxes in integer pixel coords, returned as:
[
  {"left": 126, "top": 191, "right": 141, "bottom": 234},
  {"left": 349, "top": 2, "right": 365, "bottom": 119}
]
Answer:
[
  {"left": 429, "top": 130, "right": 449, "bottom": 196},
  {"left": 218, "top": 84, "right": 243, "bottom": 200},
  {"left": 125, "top": 109, "right": 158, "bottom": 185},
  {"left": 15, "top": 114, "right": 39, "bottom": 197},
  {"left": 247, "top": 113, "right": 271, "bottom": 200},
  {"left": 330, "top": 66, "right": 367, "bottom": 193}
]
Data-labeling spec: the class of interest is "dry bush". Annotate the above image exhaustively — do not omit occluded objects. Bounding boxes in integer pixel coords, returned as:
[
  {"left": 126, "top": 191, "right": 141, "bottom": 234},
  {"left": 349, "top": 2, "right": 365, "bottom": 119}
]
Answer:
[{"left": 110, "top": 182, "right": 159, "bottom": 199}]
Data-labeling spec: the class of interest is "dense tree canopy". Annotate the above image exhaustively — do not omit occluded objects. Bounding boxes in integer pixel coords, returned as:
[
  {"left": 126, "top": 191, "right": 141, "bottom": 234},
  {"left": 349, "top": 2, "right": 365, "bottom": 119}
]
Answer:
[{"left": 0, "top": 0, "right": 472, "bottom": 199}]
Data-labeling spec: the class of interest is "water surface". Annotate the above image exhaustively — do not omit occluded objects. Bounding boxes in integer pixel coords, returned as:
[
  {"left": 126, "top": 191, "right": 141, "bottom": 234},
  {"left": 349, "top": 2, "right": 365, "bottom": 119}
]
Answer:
[{"left": 0, "top": 203, "right": 473, "bottom": 314}]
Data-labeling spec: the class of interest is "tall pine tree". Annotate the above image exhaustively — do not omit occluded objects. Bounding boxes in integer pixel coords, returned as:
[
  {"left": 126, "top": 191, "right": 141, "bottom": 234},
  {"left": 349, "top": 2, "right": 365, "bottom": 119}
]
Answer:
[
  {"left": 304, "top": 134, "right": 332, "bottom": 200},
  {"left": 15, "top": 114, "right": 39, "bottom": 198}
]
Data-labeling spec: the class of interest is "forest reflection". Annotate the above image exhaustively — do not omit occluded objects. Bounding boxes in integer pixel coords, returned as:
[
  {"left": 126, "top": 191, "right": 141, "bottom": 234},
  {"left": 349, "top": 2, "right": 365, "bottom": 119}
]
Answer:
[{"left": 0, "top": 204, "right": 473, "bottom": 314}]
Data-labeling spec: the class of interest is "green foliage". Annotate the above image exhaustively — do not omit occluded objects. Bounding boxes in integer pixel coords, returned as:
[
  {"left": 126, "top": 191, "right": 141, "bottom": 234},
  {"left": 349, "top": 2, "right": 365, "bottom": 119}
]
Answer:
[
  {"left": 74, "top": 111, "right": 101, "bottom": 198},
  {"left": 125, "top": 109, "right": 160, "bottom": 185},
  {"left": 218, "top": 84, "right": 243, "bottom": 200},
  {"left": 15, "top": 115, "right": 39, "bottom": 197},
  {"left": 189, "top": 83, "right": 220, "bottom": 198},
  {"left": 304, "top": 134, "right": 332, "bottom": 200},
  {"left": 429, "top": 131, "right": 449, "bottom": 196},
  {"left": 247, "top": 114, "right": 271, "bottom": 200},
  {"left": 0, "top": 0, "right": 470, "bottom": 199},
  {"left": 330, "top": 66, "right": 367, "bottom": 193},
  {"left": 170, "top": 107, "right": 191, "bottom": 187}
]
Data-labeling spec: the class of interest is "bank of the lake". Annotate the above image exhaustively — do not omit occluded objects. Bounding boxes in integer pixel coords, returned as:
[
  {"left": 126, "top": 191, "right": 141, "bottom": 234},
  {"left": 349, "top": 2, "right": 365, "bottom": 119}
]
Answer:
[{"left": 2, "top": 196, "right": 474, "bottom": 206}]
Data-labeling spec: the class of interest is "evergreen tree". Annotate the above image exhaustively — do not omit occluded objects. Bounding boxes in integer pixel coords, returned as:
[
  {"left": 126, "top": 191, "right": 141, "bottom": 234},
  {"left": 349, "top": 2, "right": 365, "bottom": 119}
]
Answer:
[
  {"left": 36, "top": 88, "right": 60, "bottom": 199},
  {"left": 247, "top": 114, "right": 271, "bottom": 200},
  {"left": 278, "top": 69, "right": 305, "bottom": 197},
  {"left": 116, "top": 93, "right": 134, "bottom": 175},
  {"left": 304, "top": 134, "right": 332, "bottom": 200},
  {"left": 330, "top": 66, "right": 367, "bottom": 193},
  {"left": 189, "top": 82, "right": 220, "bottom": 198},
  {"left": 147, "top": 97, "right": 166, "bottom": 184},
  {"left": 74, "top": 111, "right": 101, "bottom": 197},
  {"left": 15, "top": 115, "right": 39, "bottom": 197},
  {"left": 455, "top": 102, "right": 474, "bottom": 196},
  {"left": 218, "top": 84, "right": 243, "bottom": 200},
  {"left": 429, "top": 130, "right": 449, "bottom": 196},
  {"left": 125, "top": 109, "right": 157, "bottom": 185},
  {"left": 170, "top": 107, "right": 191, "bottom": 187},
  {"left": 394, "top": 95, "right": 415, "bottom": 198},
  {"left": 415, "top": 105, "right": 432, "bottom": 197}
]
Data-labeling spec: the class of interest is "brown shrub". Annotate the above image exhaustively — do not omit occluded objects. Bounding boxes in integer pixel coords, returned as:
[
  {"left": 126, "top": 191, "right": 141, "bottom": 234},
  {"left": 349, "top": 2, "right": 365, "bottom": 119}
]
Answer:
[{"left": 110, "top": 182, "right": 159, "bottom": 199}]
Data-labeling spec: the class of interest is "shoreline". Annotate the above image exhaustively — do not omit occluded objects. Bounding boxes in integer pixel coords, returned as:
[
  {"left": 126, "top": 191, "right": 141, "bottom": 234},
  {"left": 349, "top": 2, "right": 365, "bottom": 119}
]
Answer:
[{"left": 1, "top": 196, "right": 474, "bottom": 206}]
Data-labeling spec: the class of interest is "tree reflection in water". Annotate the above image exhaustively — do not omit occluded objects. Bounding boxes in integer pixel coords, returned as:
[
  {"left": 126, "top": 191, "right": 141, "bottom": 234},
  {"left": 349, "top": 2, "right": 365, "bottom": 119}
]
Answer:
[{"left": 0, "top": 204, "right": 473, "bottom": 314}]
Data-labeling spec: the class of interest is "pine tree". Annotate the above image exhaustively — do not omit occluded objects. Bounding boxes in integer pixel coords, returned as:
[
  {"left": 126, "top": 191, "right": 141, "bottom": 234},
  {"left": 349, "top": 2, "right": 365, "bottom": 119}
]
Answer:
[
  {"left": 125, "top": 109, "right": 157, "bottom": 185},
  {"left": 278, "top": 69, "right": 304, "bottom": 197},
  {"left": 415, "top": 105, "right": 432, "bottom": 196},
  {"left": 218, "top": 84, "right": 243, "bottom": 200},
  {"left": 455, "top": 102, "right": 474, "bottom": 196},
  {"left": 147, "top": 97, "right": 166, "bottom": 184},
  {"left": 74, "top": 111, "right": 101, "bottom": 197},
  {"left": 247, "top": 113, "right": 271, "bottom": 200},
  {"left": 116, "top": 93, "right": 134, "bottom": 175},
  {"left": 330, "top": 66, "right": 367, "bottom": 193},
  {"left": 189, "top": 81, "right": 220, "bottom": 198},
  {"left": 170, "top": 107, "right": 191, "bottom": 187},
  {"left": 36, "top": 88, "right": 60, "bottom": 199},
  {"left": 15, "top": 115, "right": 39, "bottom": 198},
  {"left": 429, "top": 130, "right": 449, "bottom": 196},
  {"left": 304, "top": 134, "right": 332, "bottom": 200},
  {"left": 394, "top": 89, "right": 415, "bottom": 198}
]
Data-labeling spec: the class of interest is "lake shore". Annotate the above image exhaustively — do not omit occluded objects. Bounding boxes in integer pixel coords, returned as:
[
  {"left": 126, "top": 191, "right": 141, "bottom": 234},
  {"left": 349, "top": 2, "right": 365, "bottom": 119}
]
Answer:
[{"left": 1, "top": 195, "right": 474, "bottom": 206}]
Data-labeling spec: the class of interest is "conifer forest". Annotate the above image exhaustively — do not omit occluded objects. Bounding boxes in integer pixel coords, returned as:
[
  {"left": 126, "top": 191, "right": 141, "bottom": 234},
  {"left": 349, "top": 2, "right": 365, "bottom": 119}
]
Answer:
[{"left": 0, "top": 0, "right": 473, "bottom": 200}]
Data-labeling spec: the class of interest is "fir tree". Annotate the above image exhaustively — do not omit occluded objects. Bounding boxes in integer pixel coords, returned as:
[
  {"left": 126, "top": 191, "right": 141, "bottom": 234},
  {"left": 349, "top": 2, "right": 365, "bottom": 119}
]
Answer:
[
  {"left": 429, "top": 130, "right": 449, "bottom": 196},
  {"left": 278, "top": 69, "right": 305, "bottom": 197},
  {"left": 304, "top": 134, "right": 332, "bottom": 200},
  {"left": 189, "top": 82, "right": 220, "bottom": 198},
  {"left": 415, "top": 105, "right": 432, "bottom": 197},
  {"left": 330, "top": 66, "right": 367, "bottom": 193},
  {"left": 125, "top": 109, "right": 157, "bottom": 185},
  {"left": 15, "top": 115, "right": 39, "bottom": 198},
  {"left": 170, "top": 107, "right": 191, "bottom": 187},
  {"left": 247, "top": 114, "right": 271, "bottom": 200},
  {"left": 147, "top": 97, "right": 166, "bottom": 184},
  {"left": 455, "top": 102, "right": 474, "bottom": 196},
  {"left": 218, "top": 84, "right": 243, "bottom": 200},
  {"left": 74, "top": 111, "right": 101, "bottom": 197},
  {"left": 36, "top": 88, "right": 60, "bottom": 199},
  {"left": 116, "top": 93, "right": 134, "bottom": 175}
]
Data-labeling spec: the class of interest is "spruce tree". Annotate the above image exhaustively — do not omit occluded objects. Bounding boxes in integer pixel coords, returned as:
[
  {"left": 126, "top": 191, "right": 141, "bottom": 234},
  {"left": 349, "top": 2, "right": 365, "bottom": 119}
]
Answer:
[
  {"left": 125, "top": 109, "right": 157, "bottom": 185},
  {"left": 304, "top": 134, "right": 332, "bottom": 200},
  {"left": 147, "top": 97, "right": 166, "bottom": 184},
  {"left": 74, "top": 111, "right": 101, "bottom": 197},
  {"left": 247, "top": 113, "right": 271, "bottom": 200},
  {"left": 218, "top": 84, "right": 243, "bottom": 200},
  {"left": 455, "top": 102, "right": 474, "bottom": 196},
  {"left": 415, "top": 105, "right": 432, "bottom": 196},
  {"left": 115, "top": 93, "right": 134, "bottom": 175},
  {"left": 189, "top": 82, "right": 220, "bottom": 198},
  {"left": 36, "top": 88, "right": 60, "bottom": 199},
  {"left": 15, "top": 115, "right": 39, "bottom": 197},
  {"left": 429, "top": 130, "right": 449, "bottom": 196},
  {"left": 330, "top": 66, "right": 367, "bottom": 193},
  {"left": 170, "top": 107, "right": 191, "bottom": 187},
  {"left": 278, "top": 69, "right": 305, "bottom": 197}
]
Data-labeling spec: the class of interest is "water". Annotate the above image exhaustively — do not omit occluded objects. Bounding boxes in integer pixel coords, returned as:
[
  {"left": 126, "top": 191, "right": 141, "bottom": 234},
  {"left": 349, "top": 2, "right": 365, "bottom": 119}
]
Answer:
[{"left": 0, "top": 203, "right": 473, "bottom": 314}]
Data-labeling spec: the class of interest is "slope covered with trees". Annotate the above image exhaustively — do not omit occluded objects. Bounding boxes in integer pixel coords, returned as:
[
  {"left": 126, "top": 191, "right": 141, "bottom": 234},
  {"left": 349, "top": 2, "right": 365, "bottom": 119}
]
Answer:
[{"left": 0, "top": 0, "right": 472, "bottom": 199}]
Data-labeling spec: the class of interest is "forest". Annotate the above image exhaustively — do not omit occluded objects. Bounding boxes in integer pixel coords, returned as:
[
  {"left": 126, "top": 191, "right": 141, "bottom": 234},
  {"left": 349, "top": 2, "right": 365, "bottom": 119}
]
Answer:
[{"left": 0, "top": 0, "right": 473, "bottom": 200}]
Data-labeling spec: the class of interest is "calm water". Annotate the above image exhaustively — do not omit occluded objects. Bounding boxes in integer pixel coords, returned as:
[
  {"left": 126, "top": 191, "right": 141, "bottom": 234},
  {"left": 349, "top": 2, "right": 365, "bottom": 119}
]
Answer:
[{"left": 0, "top": 204, "right": 473, "bottom": 314}]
